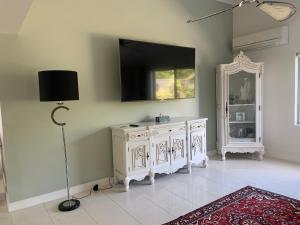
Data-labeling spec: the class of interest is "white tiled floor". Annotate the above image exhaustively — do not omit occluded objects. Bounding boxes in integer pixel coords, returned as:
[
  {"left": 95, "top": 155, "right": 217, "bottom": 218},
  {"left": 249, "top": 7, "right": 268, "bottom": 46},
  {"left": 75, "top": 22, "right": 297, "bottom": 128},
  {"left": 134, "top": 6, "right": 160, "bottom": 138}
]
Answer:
[{"left": 1, "top": 155, "right": 300, "bottom": 225}]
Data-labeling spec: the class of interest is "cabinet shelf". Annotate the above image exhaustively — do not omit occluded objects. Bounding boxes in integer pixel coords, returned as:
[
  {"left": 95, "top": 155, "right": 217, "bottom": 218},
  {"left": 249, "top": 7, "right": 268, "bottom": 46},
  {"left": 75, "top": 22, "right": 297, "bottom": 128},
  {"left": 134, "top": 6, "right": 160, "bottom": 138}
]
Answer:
[
  {"left": 229, "top": 137, "right": 256, "bottom": 143},
  {"left": 229, "top": 121, "right": 256, "bottom": 124},
  {"left": 229, "top": 104, "right": 256, "bottom": 107}
]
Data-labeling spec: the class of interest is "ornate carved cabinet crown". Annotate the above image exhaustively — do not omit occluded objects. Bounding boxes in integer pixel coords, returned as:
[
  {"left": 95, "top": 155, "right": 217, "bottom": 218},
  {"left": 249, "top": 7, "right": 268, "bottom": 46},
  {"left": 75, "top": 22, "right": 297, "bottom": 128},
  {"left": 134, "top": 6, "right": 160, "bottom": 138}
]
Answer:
[
  {"left": 112, "top": 118, "right": 208, "bottom": 191},
  {"left": 216, "top": 52, "right": 264, "bottom": 160}
]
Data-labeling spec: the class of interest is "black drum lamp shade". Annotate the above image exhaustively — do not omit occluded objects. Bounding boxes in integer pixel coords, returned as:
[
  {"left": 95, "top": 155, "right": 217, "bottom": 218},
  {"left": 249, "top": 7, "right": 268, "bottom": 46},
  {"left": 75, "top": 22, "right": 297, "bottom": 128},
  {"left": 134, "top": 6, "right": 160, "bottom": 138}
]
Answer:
[{"left": 38, "top": 70, "right": 79, "bottom": 102}]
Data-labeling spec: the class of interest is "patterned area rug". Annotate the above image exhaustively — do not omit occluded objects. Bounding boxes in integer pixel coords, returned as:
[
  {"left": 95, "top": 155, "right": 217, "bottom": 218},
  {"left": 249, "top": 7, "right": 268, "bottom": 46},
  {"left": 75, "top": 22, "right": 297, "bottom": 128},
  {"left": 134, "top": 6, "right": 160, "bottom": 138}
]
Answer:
[{"left": 164, "top": 186, "right": 300, "bottom": 225}]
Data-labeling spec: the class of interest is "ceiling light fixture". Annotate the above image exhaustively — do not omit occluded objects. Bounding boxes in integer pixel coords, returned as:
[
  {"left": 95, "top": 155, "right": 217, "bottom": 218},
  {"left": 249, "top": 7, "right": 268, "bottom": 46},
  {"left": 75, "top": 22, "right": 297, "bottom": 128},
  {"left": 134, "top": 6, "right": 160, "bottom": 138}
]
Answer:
[
  {"left": 258, "top": 1, "right": 296, "bottom": 21},
  {"left": 187, "top": 0, "right": 296, "bottom": 23}
]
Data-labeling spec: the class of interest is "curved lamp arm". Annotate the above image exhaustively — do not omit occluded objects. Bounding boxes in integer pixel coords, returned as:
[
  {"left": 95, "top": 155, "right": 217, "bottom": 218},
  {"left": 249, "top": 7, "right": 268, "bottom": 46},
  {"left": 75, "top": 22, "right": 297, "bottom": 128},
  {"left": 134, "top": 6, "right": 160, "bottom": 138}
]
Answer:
[{"left": 51, "top": 105, "right": 70, "bottom": 126}]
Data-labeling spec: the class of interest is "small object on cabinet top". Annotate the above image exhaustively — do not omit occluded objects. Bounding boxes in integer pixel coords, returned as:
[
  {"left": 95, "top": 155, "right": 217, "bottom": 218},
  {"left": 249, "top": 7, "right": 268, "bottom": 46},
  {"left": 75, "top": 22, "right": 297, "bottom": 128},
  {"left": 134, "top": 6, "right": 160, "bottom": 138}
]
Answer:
[
  {"left": 129, "top": 124, "right": 139, "bottom": 127},
  {"left": 155, "top": 114, "right": 171, "bottom": 123}
]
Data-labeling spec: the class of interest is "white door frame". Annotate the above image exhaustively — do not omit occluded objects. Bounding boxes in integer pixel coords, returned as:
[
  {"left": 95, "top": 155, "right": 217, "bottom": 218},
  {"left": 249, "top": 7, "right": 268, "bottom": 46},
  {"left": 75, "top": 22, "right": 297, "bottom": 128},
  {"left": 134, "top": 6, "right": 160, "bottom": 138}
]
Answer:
[{"left": 0, "top": 104, "right": 8, "bottom": 205}]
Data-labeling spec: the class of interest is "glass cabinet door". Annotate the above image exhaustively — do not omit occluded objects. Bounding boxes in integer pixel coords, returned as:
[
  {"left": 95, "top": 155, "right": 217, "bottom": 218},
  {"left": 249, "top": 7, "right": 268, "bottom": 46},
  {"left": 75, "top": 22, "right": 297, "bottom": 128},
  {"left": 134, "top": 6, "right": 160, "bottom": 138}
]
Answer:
[{"left": 227, "top": 71, "right": 257, "bottom": 144}]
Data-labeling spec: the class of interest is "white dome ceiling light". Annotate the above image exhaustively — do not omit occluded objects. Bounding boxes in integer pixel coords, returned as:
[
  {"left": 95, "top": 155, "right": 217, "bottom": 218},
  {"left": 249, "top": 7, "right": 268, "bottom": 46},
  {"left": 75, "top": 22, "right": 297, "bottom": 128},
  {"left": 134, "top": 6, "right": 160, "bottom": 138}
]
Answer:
[{"left": 187, "top": 0, "right": 296, "bottom": 23}]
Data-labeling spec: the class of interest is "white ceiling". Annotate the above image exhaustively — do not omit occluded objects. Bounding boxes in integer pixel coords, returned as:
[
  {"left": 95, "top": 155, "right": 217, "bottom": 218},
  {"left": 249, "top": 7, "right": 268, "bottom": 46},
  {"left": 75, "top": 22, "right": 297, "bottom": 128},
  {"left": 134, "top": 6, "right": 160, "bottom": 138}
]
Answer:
[{"left": 0, "top": 0, "right": 33, "bottom": 34}]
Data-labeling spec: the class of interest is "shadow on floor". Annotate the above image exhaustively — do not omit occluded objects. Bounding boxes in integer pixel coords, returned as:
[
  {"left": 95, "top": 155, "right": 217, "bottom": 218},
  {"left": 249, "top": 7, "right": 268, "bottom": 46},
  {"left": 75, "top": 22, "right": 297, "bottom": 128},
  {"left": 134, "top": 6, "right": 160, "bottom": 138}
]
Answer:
[{"left": 212, "top": 152, "right": 262, "bottom": 161}]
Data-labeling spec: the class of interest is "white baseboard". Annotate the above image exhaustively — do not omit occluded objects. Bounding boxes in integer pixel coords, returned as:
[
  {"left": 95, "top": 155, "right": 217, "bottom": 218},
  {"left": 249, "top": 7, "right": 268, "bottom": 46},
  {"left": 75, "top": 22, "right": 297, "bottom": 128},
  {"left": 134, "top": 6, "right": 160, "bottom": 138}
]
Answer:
[{"left": 7, "top": 177, "right": 111, "bottom": 212}]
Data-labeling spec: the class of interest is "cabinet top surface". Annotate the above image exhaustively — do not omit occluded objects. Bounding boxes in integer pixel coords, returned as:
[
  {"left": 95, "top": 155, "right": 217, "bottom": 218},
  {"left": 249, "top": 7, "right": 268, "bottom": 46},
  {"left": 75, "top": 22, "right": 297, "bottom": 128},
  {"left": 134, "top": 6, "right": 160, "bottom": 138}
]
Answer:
[{"left": 111, "top": 117, "right": 207, "bottom": 131}]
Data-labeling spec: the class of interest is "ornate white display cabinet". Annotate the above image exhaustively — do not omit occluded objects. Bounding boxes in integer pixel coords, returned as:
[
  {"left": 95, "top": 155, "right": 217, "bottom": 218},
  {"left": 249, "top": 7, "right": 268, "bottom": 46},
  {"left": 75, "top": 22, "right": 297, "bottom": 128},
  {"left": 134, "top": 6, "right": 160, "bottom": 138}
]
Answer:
[
  {"left": 112, "top": 117, "right": 208, "bottom": 191},
  {"left": 216, "top": 52, "right": 264, "bottom": 160}
]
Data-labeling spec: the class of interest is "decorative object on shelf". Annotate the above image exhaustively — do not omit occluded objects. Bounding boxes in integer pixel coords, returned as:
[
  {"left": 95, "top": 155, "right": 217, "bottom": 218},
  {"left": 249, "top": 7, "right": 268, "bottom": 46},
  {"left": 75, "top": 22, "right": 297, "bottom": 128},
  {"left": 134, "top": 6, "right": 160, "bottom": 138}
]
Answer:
[
  {"left": 164, "top": 186, "right": 300, "bottom": 225},
  {"left": 155, "top": 114, "right": 170, "bottom": 123},
  {"left": 38, "top": 70, "right": 80, "bottom": 212},
  {"left": 237, "top": 127, "right": 246, "bottom": 138},
  {"left": 111, "top": 118, "right": 208, "bottom": 191},
  {"left": 216, "top": 52, "right": 264, "bottom": 160},
  {"left": 229, "top": 94, "right": 239, "bottom": 105},
  {"left": 187, "top": 0, "right": 296, "bottom": 23},
  {"left": 235, "top": 112, "right": 245, "bottom": 121},
  {"left": 239, "top": 78, "right": 251, "bottom": 103}
]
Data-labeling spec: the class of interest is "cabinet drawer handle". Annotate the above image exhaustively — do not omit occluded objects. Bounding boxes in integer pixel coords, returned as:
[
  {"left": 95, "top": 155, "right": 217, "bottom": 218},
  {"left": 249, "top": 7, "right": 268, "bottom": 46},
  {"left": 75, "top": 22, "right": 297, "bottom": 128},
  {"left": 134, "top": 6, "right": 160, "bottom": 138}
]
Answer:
[
  {"left": 137, "top": 135, "right": 141, "bottom": 137},
  {"left": 146, "top": 153, "right": 150, "bottom": 160},
  {"left": 171, "top": 147, "right": 175, "bottom": 154},
  {"left": 168, "top": 148, "right": 171, "bottom": 153},
  {"left": 169, "top": 129, "right": 172, "bottom": 132}
]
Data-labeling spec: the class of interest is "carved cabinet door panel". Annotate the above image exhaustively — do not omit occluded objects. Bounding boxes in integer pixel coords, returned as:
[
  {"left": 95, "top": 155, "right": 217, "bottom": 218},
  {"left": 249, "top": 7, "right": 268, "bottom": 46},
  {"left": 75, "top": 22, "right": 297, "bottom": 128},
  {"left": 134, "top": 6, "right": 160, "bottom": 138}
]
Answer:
[
  {"left": 151, "top": 135, "right": 171, "bottom": 172},
  {"left": 128, "top": 140, "right": 150, "bottom": 174},
  {"left": 170, "top": 133, "right": 187, "bottom": 169},
  {"left": 190, "top": 130, "right": 206, "bottom": 162}
]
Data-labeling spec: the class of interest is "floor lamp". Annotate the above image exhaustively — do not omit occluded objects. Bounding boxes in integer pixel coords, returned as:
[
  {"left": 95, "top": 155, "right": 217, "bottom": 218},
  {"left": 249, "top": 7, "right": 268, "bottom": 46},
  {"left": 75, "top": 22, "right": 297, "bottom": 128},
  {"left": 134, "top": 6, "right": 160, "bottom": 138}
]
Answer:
[{"left": 38, "top": 70, "right": 80, "bottom": 212}]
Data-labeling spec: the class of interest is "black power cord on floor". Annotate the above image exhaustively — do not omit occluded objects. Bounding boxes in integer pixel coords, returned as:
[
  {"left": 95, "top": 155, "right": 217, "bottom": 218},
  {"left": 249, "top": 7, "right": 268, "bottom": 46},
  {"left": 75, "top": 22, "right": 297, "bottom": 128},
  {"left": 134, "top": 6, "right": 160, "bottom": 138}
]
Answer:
[{"left": 72, "top": 180, "right": 113, "bottom": 200}]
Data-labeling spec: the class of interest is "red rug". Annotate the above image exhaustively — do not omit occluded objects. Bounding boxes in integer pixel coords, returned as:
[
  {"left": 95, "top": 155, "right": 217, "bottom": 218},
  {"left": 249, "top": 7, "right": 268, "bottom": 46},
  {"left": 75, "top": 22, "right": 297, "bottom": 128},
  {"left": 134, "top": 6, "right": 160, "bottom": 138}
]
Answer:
[{"left": 164, "top": 186, "right": 300, "bottom": 225}]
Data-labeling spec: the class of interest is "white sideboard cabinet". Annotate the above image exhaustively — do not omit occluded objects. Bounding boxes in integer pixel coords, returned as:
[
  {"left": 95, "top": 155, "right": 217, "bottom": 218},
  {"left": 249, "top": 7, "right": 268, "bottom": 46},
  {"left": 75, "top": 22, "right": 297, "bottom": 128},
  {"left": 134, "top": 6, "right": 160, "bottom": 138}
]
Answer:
[{"left": 112, "top": 118, "right": 208, "bottom": 191}]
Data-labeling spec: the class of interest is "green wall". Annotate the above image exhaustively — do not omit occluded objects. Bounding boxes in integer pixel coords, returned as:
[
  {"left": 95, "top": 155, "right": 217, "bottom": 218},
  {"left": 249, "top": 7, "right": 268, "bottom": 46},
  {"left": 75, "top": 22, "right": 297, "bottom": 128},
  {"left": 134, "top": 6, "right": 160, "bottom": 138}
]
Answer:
[{"left": 0, "top": 0, "right": 232, "bottom": 202}]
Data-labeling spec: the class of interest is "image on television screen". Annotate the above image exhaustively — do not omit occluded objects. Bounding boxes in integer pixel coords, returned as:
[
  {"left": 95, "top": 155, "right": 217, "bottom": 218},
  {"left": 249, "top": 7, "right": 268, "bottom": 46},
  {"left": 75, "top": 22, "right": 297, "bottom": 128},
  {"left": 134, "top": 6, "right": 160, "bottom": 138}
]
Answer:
[{"left": 154, "top": 69, "right": 195, "bottom": 100}]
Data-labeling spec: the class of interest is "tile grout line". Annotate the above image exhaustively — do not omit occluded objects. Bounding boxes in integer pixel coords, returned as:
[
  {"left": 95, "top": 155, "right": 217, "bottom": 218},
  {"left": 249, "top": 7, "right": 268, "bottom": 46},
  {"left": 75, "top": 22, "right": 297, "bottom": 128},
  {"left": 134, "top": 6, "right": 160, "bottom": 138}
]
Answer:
[
  {"left": 80, "top": 202, "right": 100, "bottom": 225},
  {"left": 42, "top": 203, "right": 56, "bottom": 225},
  {"left": 135, "top": 188, "right": 193, "bottom": 214},
  {"left": 130, "top": 180, "right": 203, "bottom": 217},
  {"left": 129, "top": 185, "right": 185, "bottom": 218},
  {"left": 142, "top": 184, "right": 197, "bottom": 208},
  {"left": 164, "top": 173, "right": 233, "bottom": 204},
  {"left": 100, "top": 190, "right": 143, "bottom": 225}
]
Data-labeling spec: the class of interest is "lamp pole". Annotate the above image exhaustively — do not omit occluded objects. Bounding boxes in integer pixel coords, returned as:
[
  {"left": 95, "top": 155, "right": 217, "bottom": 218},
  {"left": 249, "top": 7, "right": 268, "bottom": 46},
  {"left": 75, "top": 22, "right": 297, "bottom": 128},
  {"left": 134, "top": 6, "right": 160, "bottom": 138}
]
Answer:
[{"left": 51, "top": 103, "right": 80, "bottom": 211}]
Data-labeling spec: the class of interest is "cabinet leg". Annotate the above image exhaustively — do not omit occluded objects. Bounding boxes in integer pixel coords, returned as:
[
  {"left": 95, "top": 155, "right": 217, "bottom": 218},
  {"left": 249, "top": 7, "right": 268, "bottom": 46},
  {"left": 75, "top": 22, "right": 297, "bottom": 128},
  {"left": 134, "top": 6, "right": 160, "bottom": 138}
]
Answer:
[
  {"left": 114, "top": 175, "right": 119, "bottom": 185},
  {"left": 201, "top": 156, "right": 209, "bottom": 168},
  {"left": 124, "top": 177, "right": 130, "bottom": 192},
  {"left": 259, "top": 151, "right": 264, "bottom": 161},
  {"left": 149, "top": 171, "right": 155, "bottom": 185},
  {"left": 221, "top": 151, "right": 226, "bottom": 161},
  {"left": 187, "top": 163, "right": 192, "bottom": 174}
]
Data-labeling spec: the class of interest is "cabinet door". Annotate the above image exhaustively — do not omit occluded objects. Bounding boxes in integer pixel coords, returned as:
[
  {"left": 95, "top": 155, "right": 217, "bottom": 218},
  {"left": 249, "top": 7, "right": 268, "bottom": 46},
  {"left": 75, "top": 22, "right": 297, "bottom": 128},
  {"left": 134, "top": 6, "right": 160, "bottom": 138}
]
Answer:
[
  {"left": 151, "top": 135, "right": 171, "bottom": 172},
  {"left": 170, "top": 133, "right": 187, "bottom": 171},
  {"left": 128, "top": 140, "right": 150, "bottom": 174},
  {"left": 226, "top": 71, "right": 259, "bottom": 145},
  {"left": 190, "top": 130, "right": 206, "bottom": 162}
]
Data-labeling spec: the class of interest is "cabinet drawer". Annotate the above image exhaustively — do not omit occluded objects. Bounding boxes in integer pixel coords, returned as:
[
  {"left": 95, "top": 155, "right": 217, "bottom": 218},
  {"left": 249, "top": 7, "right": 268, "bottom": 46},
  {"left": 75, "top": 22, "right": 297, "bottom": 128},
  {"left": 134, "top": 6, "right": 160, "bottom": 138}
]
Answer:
[
  {"left": 190, "top": 121, "right": 206, "bottom": 131},
  {"left": 127, "top": 130, "right": 149, "bottom": 141},
  {"left": 150, "top": 124, "right": 186, "bottom": 136}
]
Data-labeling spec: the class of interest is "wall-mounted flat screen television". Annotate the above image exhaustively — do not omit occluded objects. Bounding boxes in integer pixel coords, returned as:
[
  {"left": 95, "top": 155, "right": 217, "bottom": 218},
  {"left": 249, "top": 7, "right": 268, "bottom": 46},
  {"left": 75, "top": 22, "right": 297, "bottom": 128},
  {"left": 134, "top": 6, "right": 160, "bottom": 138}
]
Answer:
[{"left": 119, "top": 39, "right": 196, "bottom": 102}]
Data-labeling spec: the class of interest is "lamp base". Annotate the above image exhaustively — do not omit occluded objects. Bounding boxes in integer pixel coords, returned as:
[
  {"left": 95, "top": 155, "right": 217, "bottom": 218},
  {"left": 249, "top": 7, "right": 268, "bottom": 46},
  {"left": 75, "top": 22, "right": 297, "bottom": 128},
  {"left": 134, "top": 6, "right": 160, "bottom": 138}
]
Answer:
[{"left": 58, "top": 199, "right": 80, "bottom": 212}]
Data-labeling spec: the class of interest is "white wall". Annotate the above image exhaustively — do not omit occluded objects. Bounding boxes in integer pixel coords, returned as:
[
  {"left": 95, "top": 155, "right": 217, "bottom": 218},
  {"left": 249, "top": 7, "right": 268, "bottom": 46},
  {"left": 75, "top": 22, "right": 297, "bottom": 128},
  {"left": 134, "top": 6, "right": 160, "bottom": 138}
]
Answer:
[
  {"left": 234, "top": 0, "right": 300, "bottom": 163},
  {"left": 0, "top": 105, "right": 3, "bottom": 175}
]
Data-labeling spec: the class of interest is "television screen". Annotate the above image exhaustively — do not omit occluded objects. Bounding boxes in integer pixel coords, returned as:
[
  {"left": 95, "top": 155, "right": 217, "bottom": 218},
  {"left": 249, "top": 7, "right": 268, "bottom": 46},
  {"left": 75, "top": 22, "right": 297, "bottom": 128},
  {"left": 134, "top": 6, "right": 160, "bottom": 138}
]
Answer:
[{"left": 119, "top": 39, "right": 195, "bottom": 102}]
